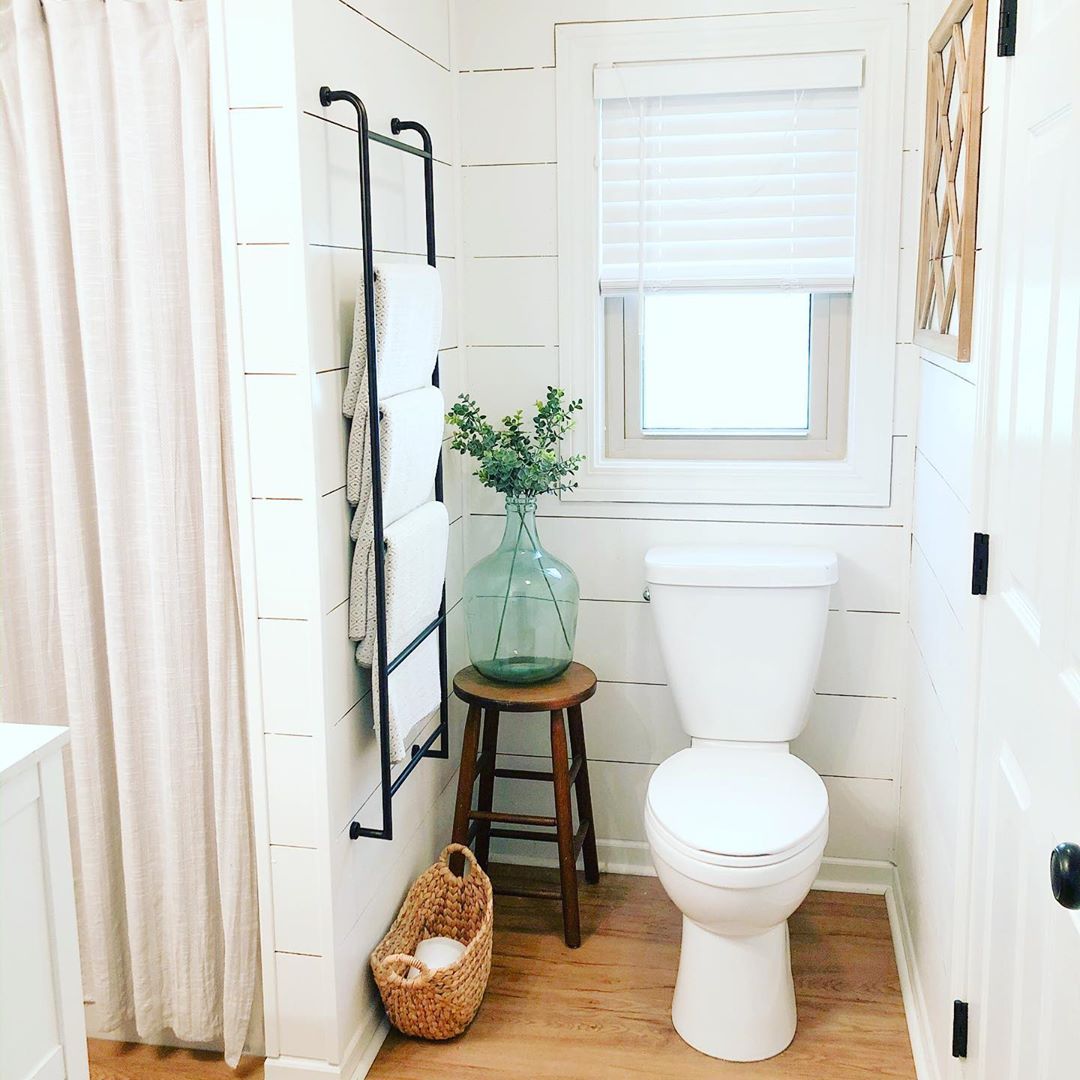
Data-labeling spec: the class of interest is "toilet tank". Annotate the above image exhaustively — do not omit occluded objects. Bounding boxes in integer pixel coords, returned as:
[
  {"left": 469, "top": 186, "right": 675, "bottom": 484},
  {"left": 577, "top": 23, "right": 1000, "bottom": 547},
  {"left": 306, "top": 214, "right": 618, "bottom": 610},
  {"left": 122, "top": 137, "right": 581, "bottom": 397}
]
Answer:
[{"left": 644, "top": 546, "right": 838, "bottom": 743}]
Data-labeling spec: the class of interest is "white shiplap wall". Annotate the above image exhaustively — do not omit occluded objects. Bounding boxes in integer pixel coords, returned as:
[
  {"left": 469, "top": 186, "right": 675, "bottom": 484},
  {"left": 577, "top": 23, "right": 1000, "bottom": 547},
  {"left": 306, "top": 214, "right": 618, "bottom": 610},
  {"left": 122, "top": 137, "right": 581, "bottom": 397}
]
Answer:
[
  {"left": 454, "top": 0, "right": 928, "bottom": 871},
  {"left": 214, "top": 1, "right": 466, "bottom": 1076},
  {"left": 894, "top": 0, "right": 1007, "bottom": 1074}
]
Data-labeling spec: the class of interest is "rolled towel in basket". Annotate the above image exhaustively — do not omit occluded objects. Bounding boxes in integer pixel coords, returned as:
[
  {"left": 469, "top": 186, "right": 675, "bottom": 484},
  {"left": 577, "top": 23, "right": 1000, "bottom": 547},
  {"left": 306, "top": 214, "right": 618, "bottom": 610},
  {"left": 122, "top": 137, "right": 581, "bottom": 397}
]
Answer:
[
  {"left": 347, "top": 384, "right": 444, "bottom": 511},
  {"left": 342, "top": 263, "right": 442, "bottom": 419}
]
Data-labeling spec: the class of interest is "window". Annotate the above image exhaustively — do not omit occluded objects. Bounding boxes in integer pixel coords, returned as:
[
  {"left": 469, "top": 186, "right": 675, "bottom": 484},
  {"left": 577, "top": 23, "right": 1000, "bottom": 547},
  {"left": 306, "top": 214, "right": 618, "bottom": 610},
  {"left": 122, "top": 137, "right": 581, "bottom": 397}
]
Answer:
[
  {"left": 598, "top": 61, "right": 859, "bottom": 461},
  {"left": 555, "top": 10, "right": 907, "bottom": 504}
]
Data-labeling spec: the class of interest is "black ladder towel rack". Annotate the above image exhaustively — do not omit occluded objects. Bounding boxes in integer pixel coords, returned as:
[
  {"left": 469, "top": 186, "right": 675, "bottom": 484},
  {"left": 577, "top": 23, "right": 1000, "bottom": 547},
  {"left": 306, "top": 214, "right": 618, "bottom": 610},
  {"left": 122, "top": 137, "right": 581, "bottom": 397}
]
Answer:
[{"left": 319, "top": 87, "right": 449, "bottom": 842}]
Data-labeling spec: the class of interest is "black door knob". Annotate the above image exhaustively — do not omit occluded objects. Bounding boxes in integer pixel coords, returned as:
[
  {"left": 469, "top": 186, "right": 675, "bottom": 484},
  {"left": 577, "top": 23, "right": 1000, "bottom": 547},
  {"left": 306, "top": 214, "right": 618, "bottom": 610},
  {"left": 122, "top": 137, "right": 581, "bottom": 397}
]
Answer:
[{"left": 1050, "top": 843, "right": 1080, "bottom": 909}]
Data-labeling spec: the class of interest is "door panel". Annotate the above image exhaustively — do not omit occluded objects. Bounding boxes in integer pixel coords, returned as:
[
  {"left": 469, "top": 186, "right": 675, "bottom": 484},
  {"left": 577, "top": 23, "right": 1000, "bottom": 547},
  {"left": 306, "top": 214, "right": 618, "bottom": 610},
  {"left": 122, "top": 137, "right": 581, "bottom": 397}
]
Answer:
[{"left": 969, "top": 0, "right": 1080, "bottom": 1073}]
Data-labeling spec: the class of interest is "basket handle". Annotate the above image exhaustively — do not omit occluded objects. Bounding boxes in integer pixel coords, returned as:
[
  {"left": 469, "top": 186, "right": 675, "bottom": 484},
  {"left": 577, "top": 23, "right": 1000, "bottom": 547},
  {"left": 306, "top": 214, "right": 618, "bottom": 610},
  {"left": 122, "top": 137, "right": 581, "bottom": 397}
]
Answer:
[
  {"left": 382, "top": 952, "right": 431, "bottom": 985},
  {"left": 439, "top": 842, "right": 480, "bottom": 877}
]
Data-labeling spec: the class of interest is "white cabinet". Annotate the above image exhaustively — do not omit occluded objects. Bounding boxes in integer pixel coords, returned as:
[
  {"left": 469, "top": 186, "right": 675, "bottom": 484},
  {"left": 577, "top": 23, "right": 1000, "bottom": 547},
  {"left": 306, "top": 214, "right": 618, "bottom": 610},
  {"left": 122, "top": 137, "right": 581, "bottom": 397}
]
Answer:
[{"left": 0, "top": 725, "right": 89, "bottom": 1080}]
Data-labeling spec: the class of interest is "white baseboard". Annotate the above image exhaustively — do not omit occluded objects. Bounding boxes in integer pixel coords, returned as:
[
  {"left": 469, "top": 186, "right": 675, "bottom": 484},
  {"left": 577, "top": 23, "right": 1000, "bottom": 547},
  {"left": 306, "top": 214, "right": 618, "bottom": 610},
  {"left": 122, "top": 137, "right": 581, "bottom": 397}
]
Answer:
[
  {"left": 492, "top": 841, "right": 895, "bottom": 895},
  {"left": 886, "top": 867, "right": 941, "bottom": 1080},
  {"left": 262, "top": 1012, "right": 389, "bottom": 1080}
]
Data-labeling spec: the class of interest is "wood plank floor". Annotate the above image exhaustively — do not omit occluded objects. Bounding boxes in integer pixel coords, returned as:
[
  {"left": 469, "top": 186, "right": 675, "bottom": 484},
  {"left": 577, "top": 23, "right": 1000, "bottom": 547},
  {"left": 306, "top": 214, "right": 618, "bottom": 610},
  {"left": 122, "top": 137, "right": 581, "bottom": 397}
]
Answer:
[
  {"left": 88, "top": 1039, "right": 263, "bottom": 1079},
  {"left": 89, "top": 869, "right": 915, "bottom": 1079},
  {"left": 368, "top": 867, "right": 916, "bottom": 1079}
]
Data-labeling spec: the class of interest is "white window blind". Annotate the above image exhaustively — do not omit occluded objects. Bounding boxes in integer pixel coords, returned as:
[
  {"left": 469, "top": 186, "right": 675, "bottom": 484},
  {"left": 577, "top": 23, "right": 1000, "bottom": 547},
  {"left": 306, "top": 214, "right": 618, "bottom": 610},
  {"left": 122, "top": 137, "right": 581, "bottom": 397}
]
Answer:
[{"left": 597, "top": 53, "right": 862, "bottom": 294}]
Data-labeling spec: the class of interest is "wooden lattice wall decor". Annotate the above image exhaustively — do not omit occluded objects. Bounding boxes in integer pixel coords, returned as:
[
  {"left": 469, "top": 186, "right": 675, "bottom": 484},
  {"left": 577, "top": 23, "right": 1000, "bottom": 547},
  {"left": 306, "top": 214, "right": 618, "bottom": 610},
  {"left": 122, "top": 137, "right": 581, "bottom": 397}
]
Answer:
[{"left": 915, "top": 0, "right": 988, "bottom": 361}]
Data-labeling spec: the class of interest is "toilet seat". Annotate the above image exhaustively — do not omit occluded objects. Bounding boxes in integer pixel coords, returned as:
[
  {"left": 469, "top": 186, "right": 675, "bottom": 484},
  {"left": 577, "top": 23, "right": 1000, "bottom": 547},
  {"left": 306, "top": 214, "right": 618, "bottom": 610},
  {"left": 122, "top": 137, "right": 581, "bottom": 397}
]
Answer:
[{"left": 646, "top": 747, "right": 828, "bottom": 868}]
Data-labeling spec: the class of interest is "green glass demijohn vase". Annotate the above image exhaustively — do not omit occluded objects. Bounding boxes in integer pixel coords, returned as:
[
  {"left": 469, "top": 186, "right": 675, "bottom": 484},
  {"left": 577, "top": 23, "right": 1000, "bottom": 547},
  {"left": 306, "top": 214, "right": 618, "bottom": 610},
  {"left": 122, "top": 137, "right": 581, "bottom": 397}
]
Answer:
[{"left": 464, "top": 497, "right": 579, "bottom": 684}]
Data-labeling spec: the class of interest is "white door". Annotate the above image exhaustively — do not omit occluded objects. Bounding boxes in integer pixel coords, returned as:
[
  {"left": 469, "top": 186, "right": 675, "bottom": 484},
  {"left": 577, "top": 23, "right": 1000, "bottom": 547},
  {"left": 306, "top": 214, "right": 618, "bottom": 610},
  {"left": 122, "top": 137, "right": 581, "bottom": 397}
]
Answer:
[{"left": 968, "top": 0, "right": 1080, "bottom": 1074}]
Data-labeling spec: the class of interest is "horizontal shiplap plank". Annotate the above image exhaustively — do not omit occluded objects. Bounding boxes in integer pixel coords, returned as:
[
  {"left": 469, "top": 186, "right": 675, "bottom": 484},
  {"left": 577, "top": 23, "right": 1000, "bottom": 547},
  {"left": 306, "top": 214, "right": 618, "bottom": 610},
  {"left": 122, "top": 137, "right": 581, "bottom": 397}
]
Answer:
[
  {"left": 485, "top": 756, "right": 896, "bottom": 862},
  {"left": 260, "top": 619, "right": 317, "bottom": 736},
  {"left": 916, "top": 357, "right": 977, "bottom": 503},
  {"left": 572, "top": 600, "right": 902, "bottom": 699},
  {"left": 264, "top": 734, "right": 319, "bottom": 848},
  {"left": 237, "top": 245, "right": 304, "bottom": 374},
  {"left": 913, "top": 450, "right": 972, "bottom": 625},
  {"left": 468, "top": 514, "right": 907, "bottom": 613},
  {"left": 464, "top": 257, "right": 558, "bottom": 345},
  {"left": 463, "top": 164, "right": 558, "bottom": 256},
  {"left": 908, "top": 542, "right": 967, "bottom": 738},
  {"left": 253, "top": 500, "right": 317, "bottom": 619},
  {"left": 270, "top": 845, "right": 323, "bottom": 956},
  {"left": 274, "top": 952, "right": 331, "bottom": 1059},
  {"left": 458, "top": 69, "right": 556, "bottom": 164},
  {"left": 494, "top": 679, "right": 898, "bottom": 780},
  {"left": 230, "top": 109, "right": 296, "bottom": 243},
  {"left": 246, "top": 375, "right": 310, "bottom": 498}
]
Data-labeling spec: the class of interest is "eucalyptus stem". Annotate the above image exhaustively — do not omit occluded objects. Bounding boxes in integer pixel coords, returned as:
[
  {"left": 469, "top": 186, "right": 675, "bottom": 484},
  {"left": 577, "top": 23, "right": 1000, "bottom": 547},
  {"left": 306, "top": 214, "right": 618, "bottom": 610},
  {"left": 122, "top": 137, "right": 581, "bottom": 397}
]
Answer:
[
  {"left": 490, "top": 511, "right": 525, "bottom": 661},
  {"left": 521, "top": 517, "right": 572, "bottom": 652}
]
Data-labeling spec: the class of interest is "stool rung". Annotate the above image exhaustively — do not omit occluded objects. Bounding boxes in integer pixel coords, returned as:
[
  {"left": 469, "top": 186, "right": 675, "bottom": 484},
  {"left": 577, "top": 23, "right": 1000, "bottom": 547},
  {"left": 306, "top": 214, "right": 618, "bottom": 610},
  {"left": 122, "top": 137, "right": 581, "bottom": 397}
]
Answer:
[
  {"left": 494, "top": 766, "right": 552, "bottom": 782},
  {"left": 492, "top": 755, "right": 583, "bottom": 786},
  {"left": 488, "top": 826, "right": 557, "bottom": 843},
  {"left": 494, "top": 884, "right": 563, "bottom": 902},
  {"left": 469, "top": 809, "right": 556, "bottom": 828},
  {"left": 471, "top": 748, "right": 495, "bottom": 783},
  {"left": 572, "top": 818, "right": 592, "bottom": 858}
]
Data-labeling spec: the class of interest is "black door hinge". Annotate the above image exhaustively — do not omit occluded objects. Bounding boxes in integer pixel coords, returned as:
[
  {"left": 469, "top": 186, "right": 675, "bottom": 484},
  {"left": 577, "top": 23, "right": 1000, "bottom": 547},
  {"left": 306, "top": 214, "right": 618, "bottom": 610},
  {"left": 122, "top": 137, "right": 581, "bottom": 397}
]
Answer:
[
  {"left": 952, "top": 1000, "right": 969, "bottom": 1058},
  {"left": 972, "top": 533, "right": 990, "bottom": 595},
  {"left": 998, "top": 0, "right": 1018, "bottom": 56}
]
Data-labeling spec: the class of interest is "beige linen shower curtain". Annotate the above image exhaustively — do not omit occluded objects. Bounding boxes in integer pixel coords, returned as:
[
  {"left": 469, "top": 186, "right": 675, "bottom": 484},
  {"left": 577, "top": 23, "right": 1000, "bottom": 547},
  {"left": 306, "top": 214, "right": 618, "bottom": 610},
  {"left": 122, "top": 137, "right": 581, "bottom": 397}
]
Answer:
[{"left": 0, "top": 0, "right": 258, "bottom": 1065}]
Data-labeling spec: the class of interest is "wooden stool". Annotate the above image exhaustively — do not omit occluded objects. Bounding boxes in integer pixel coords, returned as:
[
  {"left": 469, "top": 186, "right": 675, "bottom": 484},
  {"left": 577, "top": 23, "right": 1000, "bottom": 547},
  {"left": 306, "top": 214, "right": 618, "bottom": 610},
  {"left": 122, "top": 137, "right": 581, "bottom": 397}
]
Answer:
[{"left": 451, "top": 662, "right": 600, "bottom": 948}]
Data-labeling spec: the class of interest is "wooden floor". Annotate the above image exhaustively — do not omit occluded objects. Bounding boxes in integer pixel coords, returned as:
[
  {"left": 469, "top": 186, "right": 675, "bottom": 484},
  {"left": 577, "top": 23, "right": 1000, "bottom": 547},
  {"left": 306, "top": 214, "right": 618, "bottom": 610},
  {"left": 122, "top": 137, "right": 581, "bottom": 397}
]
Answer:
[
  {"left": 89, "top": 869, "right": 914, "bottom": 1080},
  {"left": 369, "top": 867, "right": 916, "bottom": 1079},
  {"left": 88, "top": 1039, "right": 263, "bottom": 1080}
]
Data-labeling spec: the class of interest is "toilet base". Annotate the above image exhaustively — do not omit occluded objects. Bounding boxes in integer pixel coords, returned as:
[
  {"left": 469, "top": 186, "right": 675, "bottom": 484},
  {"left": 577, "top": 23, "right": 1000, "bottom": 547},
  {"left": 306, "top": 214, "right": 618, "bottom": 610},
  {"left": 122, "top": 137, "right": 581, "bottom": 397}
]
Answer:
[{"left": 671, "top": 917, "right": 797, "bottom": 1062}]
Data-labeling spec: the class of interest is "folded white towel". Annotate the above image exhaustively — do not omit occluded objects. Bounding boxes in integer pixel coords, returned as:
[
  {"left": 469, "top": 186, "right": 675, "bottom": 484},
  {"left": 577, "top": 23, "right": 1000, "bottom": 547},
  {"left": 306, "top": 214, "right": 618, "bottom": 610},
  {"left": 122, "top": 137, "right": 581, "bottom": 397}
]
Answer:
[
  {"left": 367, "top": 632, "right": 442, "bottom": 766},
  {"left": 347, "top": 385, "right": 444, "bottom": 513},
  {"left": 342, "top": 263, "right": 442, "bottom": 419},
  {"left": 351, "top": 500, "right": 449, "bottom": 658}
]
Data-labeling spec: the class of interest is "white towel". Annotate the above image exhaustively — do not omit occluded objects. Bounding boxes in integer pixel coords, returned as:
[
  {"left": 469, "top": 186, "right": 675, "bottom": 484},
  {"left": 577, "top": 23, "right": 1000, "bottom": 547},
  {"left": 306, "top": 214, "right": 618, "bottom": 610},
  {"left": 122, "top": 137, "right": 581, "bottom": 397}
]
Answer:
[
  {"left": 342, "top": 263, "right": 442, "bottom": 419},
  {"left": 351, "top": 500, "right": 449, "bottom": 657},
  {"left": 347, "top": 385, "right": 444, "bottom": 512},
  {"left": 352, "top": 501, "right": 449, "bottom": 763},
  {"left": 368, "top": 633, "right": 442, "bottom": 765}
]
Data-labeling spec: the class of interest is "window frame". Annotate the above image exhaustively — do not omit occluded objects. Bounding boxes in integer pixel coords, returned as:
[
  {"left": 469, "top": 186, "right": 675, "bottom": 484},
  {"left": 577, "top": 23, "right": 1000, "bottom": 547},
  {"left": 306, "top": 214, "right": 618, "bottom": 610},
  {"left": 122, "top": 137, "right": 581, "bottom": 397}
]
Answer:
[
  {"left": 554, "top": 6, "right": 908, "bottom": 505},
  {"left": 605, "top": 291, "right": 850, "bottom": 461}
]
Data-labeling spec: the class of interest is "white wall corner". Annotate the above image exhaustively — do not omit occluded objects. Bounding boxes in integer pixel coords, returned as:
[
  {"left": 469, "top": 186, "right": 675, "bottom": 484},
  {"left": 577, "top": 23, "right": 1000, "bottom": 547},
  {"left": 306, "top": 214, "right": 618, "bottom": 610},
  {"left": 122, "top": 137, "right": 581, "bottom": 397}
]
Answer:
[{"left": 887, "top": 867, "right": 944, "bottom": 1080}]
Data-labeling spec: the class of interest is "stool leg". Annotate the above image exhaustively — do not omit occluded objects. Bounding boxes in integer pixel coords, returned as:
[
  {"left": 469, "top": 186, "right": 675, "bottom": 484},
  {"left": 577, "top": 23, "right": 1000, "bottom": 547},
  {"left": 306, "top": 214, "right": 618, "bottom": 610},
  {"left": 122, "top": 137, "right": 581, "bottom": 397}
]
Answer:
[
  {"left": 451, "top": 703, "right": 482, "bottom": 875},
  {"left": 550, "top": 709, "right": 581, "bottom": 948},
  {"left": 567, "top": 704, "right": 600, "bottom": 885},
  {"left": 473, "top": 708, "right": 500, "bottom": 870}
]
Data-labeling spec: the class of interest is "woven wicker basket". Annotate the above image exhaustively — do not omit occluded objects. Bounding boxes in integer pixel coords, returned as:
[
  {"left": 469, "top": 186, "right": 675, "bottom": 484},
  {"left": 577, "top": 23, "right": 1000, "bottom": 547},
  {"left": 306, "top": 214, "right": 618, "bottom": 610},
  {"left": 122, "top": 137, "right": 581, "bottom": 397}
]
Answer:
[{"left": 370, "top": 843, "right": 493, "bottom": 1040}]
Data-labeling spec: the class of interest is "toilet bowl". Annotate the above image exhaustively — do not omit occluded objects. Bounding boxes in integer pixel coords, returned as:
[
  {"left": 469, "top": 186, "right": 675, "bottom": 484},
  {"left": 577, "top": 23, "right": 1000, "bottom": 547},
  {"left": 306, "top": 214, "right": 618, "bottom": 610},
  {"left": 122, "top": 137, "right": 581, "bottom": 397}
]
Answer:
[{"left": 642, "top": 545, "right": 838, "bottom": 1062}]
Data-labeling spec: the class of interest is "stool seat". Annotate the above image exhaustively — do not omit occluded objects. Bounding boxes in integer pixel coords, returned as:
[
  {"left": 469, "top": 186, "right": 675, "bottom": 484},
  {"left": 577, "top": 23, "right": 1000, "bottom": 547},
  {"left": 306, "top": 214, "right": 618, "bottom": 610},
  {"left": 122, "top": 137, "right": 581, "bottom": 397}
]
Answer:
[
  {"left": 451, "top": 663, "right": 600, "bottom": 948},
  {"left": 453, "top": 662, "right": 597, "bottom": 712}
]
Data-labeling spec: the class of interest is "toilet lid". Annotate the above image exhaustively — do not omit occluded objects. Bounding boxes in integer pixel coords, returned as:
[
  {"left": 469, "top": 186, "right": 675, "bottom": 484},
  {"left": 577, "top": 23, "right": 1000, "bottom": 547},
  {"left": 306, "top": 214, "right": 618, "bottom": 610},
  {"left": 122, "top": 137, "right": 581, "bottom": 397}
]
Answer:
[{"left": 647, "top": 748, "right": 828, "bottom": 861}]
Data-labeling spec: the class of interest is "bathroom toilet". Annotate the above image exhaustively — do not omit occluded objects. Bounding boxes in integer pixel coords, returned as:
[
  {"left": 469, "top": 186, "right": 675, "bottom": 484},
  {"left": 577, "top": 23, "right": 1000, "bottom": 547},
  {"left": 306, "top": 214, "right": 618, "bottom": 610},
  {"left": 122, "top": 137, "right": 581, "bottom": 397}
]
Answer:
[{"left": 643, "top": 545, "right": 838, "bottom": 1062}]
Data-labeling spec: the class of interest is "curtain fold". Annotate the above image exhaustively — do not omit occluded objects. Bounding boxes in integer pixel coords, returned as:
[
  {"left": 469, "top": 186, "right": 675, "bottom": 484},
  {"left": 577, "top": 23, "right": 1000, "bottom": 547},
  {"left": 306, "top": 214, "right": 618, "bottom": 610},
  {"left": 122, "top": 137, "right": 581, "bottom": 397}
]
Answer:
[{"left": 0, "top": 0, "right": 258, "bottom": 1065}]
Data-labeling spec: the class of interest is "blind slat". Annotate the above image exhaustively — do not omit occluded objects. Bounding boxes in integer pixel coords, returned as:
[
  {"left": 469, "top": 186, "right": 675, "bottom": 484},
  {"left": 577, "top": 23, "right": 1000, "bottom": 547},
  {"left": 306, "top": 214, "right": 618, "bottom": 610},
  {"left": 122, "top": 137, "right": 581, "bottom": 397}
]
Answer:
[{"left": 600, "top": 81, "right": 859, "bottom": 291}]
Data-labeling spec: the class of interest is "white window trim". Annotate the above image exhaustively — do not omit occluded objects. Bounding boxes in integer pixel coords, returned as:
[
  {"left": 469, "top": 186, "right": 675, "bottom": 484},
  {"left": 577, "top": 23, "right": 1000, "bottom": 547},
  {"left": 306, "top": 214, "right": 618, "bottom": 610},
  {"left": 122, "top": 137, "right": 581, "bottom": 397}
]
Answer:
[
  {"left": 605, "top": 292, "right": 850, "bottom": 461},
  {"left": 555, "top": 5, "right": 908, "bottom": 506}
]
